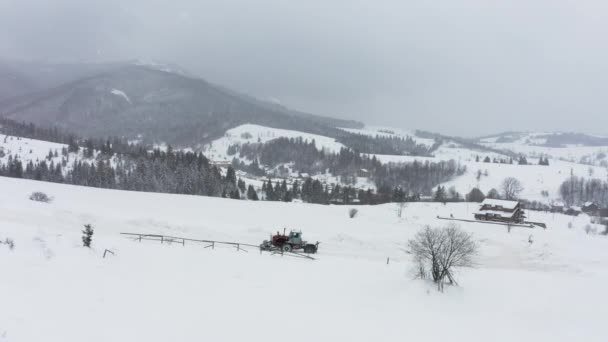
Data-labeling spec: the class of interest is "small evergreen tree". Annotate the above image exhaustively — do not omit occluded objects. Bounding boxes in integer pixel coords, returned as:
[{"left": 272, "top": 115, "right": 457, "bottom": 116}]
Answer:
[
  {"left": 82, "top": 224, "right": 94, "bottom": 248},
  {"left": 434, "top": 186, "right": 446, "bottom": 202},
  {"left": 247, "top": 185, "right": 259, "bottom": 200},
  {"left": 486, "top": 188, "right": 500, "bottom": 199},
  {"left": 466, "top": 188, "right": 485, "bottom": 202}
]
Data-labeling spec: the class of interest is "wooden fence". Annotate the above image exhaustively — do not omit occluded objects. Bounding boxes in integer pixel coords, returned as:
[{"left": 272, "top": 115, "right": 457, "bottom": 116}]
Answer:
[
  {"left": 120, "top": 232, "right": 316, "bottom": 260},
  {"left": 120, "top": 232, "right": 259, "bottom": 252}
]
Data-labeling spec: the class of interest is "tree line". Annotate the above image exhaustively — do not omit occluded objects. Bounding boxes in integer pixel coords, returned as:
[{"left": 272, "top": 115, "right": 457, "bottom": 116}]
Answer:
[
  {"left": 230, "top": 137, "right": 465, "bottom": 195},
  {"left": 560, "top": 176, "right": 608, "bottom": 207}
]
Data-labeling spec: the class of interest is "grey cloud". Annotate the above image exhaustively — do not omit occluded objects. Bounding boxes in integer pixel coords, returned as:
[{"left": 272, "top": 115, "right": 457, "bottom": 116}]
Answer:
[{"left": 1, "top": 0, "right": 607, "bottom": 136}]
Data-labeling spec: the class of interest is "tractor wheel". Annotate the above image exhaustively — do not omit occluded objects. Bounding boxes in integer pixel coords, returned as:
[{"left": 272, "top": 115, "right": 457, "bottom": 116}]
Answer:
[{"left": 282, "top": 244, "right": 292, "bottom": 253}]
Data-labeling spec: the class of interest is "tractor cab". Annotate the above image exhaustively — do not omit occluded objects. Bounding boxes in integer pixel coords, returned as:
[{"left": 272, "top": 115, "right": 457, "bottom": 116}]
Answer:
[{"left": 288, "top": 231, "right": 302, "bottom": 244}]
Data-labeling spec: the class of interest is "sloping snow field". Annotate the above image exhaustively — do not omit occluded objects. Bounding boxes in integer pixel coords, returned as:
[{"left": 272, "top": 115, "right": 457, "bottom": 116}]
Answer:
[
  {"left": 0, "top": 134, "right": 67, "bottom": 166},
  {"left": 1, "top": 176, "right": 607, "bottom": 341},
  {"left": 203, "top": 124, "right": 346, "bottom": 161},
  {"left": 479, "top": 133, "right": 608, "bottom": 164}
]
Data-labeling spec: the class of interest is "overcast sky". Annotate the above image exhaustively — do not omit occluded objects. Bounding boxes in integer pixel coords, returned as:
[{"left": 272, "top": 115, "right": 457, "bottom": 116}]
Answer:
[{"left": 1, "top": 0, "right": 606, "bottom": 136}]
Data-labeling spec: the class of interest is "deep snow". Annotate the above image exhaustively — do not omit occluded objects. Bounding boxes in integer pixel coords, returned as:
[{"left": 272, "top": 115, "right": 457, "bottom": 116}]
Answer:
[{"left": 1, "top": 176, "right": 607, "bottom": 342}]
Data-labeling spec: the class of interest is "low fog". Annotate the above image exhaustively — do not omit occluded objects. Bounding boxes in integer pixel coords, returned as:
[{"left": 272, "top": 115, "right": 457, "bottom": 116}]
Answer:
[{"left": 1, "top": 0, "right": 606, "bottom": 136}]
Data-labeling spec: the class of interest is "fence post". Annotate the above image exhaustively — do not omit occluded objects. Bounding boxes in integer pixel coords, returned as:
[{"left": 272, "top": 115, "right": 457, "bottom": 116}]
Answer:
[{"left": 387, "top": 257, "right": 390, "bottom": 265}]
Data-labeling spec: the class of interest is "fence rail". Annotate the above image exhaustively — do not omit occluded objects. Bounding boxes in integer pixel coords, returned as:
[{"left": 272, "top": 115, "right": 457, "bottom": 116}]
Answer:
[
  {"left": 121, "top": 232, "right": 261, "bottom": 252},
  {"left": 120, "top": 232, "right": 315, "bottom": 259}
]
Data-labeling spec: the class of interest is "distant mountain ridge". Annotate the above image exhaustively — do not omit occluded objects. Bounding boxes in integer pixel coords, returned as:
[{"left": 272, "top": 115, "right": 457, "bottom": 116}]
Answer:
[
  {"left": 478, "top": 131, "right": 608, "bottom": 147},
  {"left": 0, "top": 61, "right": 362, "bottom": 146}
]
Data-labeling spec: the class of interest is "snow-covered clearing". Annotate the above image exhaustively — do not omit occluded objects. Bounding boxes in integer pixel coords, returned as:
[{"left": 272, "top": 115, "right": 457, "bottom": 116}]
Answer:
[
  {"left": 339, "top": 126, "right": 436, "bottom": 147},
  {"left": 0, "top": 134, "right": 67, "bottom": 166},
  {"left": 479, "top": 133, "right": 608, "bottom": 165},
  {"left": 442, "top": 159, "right": 608, "bottom": 202},
  {"left": 0, "top": 134, "right": 108, "bottom": 173},
  {"left": 110, "top": 89, "right": 131, "bottom": 104},
  {"left": 203, "top": 124, "right": 346, "bottom": 161},
  {"left": 1, "top": 176, "right": 607, "bottom": 341}
]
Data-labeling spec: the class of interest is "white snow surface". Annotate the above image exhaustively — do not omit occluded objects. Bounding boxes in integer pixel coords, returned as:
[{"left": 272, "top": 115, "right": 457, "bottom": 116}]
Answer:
[
  {"left": 1, "top": 176, "right": 608, "bottom": 342},
  {"left": 442, "top": 158, "right": 608, "bottom": 202},
  {"left": 339, "top": 125, "right": 436, "bottom": 147},
  {"left": 0, "top": 134, "right": 67, "bottom": 165},
  {"left": 204, "top": 124, "right": 346, "bottom": 161},
  {"left": 479, "top": 133, "right": 608, "bottom": 165},
  {"left": 110, "top": 89, "right": 131, "bottom": 104}
]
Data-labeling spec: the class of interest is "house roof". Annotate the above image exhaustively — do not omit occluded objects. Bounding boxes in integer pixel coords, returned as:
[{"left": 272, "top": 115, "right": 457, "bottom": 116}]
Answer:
[
  {"left": 583, "top": 202, "right": 596, "bottom": 207},
  {"left": 480, "top": 198, "right": 519, "bottom": 210}
]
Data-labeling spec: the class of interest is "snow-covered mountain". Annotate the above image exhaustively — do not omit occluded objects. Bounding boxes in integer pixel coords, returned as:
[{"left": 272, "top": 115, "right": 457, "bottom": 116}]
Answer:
[
  {"left": 0, "top": 61, "right": 361, "bottom": 147},
  {"left": 1, "top": 175, "right": 607, "bottom": 341}
]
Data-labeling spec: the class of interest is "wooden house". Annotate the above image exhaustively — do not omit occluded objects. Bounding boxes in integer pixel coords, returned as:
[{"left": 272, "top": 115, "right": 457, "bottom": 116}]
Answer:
[
  {"left": 582, "top": 202, "right": 600, "bottom": 215},
  {"left": 474, "top": 199, "right": 525, "bottom": 224}
]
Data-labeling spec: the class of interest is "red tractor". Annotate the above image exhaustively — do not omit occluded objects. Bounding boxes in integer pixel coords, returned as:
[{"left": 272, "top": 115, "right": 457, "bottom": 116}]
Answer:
[{"left": 260, "top": 229, "right": 319, "bottom": 254}]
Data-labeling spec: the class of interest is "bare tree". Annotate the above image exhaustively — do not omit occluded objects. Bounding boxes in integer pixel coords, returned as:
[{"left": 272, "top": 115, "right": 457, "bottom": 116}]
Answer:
[
  {"left": 501, "top": 177, "right": 524, "bottom": 200},
  {"left": 408, "top": 224, "right": 477, "bottom": 291}
]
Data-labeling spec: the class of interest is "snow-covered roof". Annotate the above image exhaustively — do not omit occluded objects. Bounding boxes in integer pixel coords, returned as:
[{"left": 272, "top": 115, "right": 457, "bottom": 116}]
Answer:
[
  {"left": 583, "top": 201, "right": 595, "bottom": 207},
  {"left": 480, "top": 198, "right": 519, "bottom": 210}
]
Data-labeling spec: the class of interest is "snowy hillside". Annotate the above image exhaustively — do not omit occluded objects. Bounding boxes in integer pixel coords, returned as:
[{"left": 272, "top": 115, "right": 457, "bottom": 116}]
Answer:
[
  {"left": 203, "top": 124, "right": 347, "bottom": 161},
  {"left": 339, "top": 126, "right": 436, "bottom": 147},
  {"left": 479, "top": 132, "right": 608, "bottom": 166},
  {"left": 442, "top": 158, "right": 608, "bottom": 202},
  {"left": 1, "top": 176, "right": 607, "bottom": 341},
  {"left": 0, "top": 134, "right": 67, "bottom": 164},
  {"left": 0, "top": 133, "right": 100, "bottom": 173},
  {"left": 201, "top": 124, "right": 608, "bottom": 203}
]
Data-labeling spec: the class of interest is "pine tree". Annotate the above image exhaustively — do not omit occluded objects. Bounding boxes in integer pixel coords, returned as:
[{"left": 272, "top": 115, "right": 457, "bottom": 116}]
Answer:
[
  {"left": 434, "top": 186, "right": 446, "bottom": 202},
  {"left": 82, "top": 224, "right": 94, "bottom": 248},
  {"left": 247, "top": 185, "right": 259, "bottom": 200}
]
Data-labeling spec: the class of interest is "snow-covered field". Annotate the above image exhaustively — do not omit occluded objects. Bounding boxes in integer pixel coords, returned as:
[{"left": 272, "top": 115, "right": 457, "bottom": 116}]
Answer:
[
  {"left": 479, "top": 133, "right": 608, "bottom": 165},
  {"left": 199, "top": 124, "right": 608, "bottom": 201},
  {"left": 339, "top": 125, "right": 436, "bottom": 147},
  {"left": 443, "top": 159, "right": 608, "bottom": 202},
  {"left": 0, "top": 134, "right": 67, "bottom": 166},
  {"left": 203, "top": 124, "right": 346, "bottom": 161},
  {"left": 1, "top": 176, "right": 607, "bottom": 341}
]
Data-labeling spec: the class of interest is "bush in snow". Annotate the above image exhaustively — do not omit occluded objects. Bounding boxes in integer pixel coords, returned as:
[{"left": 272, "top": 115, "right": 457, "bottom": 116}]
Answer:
[
  {"left": 466, "top": 188, "right": 485, "bottom": 203},
  {"left": 408, "top": 223, "right": 477, "bottom": 292},
  {"left": 82, "top": 224, "right": 94, "bottom": 248},
  {"left": 1, "top": 238, "right": 15, "bottom": 250},
  {"left": 584, "top": 224, "right": 597, "bottom": 235},
  {"left": 29, "top": 191, "right": 52, "bottom": 203},
  {"left": 568, "top": 222, "right": 573, "bottom": 229},
  {"left": 486, "top": 188, "right": 500, "bottom": 199},
  {"left": 349, "top": 208, "right": 358, "bottom": 218}
]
